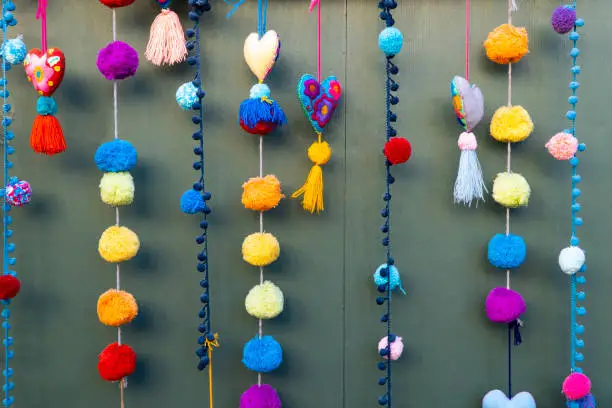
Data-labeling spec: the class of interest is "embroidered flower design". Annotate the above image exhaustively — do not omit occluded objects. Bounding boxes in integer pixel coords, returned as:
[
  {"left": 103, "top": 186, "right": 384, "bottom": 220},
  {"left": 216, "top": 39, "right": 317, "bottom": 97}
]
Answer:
[
  {"left": 303, "top": 79, "right": 320, "bottom": 100},
  {"left": 311, "top": 94, "right": 337, "bottom": 128},
  {"left": 328, "top": 80, "right": 342, "bottom": 100}
]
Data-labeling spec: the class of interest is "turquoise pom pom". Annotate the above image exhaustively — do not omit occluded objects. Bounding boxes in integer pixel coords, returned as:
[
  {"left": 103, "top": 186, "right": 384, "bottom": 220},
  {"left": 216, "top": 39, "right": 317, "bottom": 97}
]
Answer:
[
  {"left": 176, "top": 82, "right": 199, "bottom": 110},
  {"left": 488, "top": 233, "right": 526, "bottom": 269},
  {"left": 373, "top": 264, "right": 406, "bottom": 294},
  {"left": 36, "top": 96, "right": 57, "bottom": 115},
  {"left": 180, "top": 189, "right": 205, "bottom": 214},
  {"left": 378, "top": 27, "right": 404, "bottom": 56},
  {"left": 94, "top": 140, "right": 138, "bottom": 172},
  {"left": 1, "top": 35, "right": 26, "bottom": 65},
  {"left": 249, "top": 83, "right": 271, "bottom": 99},
  {"left": 242, "top": 335, "right": 282, "bottom": 373}
]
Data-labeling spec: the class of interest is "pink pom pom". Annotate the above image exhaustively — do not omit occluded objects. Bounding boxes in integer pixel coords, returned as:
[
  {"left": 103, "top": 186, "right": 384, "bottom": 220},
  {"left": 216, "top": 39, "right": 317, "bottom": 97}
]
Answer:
[
  {"left": 458, "top": 132, "right": 477, "bottom": 151},
  {"left": 378, "top": 336, "right": 404, "bottom": 361},
  {"left": 546, "top": 132, "right": 578, "bottom": 160},
  {"left": 562, "top": 372, "right": 591, "bottom": 400}
]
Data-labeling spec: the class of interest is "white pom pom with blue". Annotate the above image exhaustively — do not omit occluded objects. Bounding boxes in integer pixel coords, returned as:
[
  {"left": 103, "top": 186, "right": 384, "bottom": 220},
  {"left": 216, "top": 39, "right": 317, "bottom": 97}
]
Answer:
[
  {"left": 558, "top": 246, "right": 585, "bottom": 275},
  {"left": 176, "top": 82, "right": 199, "bottom": 110},
  {"left": 1, "top": 34, "right": 26, "bottom": 65}
]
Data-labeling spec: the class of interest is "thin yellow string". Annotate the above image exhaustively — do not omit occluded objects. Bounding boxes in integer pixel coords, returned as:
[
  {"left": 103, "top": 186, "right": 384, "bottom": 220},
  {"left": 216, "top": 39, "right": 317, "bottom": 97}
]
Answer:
[{"left": 205, "top": 334, "right": 220, "bottom": 408}]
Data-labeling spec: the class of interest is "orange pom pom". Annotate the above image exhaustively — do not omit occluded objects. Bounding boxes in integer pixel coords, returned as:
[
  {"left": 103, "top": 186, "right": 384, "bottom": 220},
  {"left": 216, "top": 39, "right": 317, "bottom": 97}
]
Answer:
[
  {"left": 97, "top": 289, "right": 138, "bottom": 327},
  {"left": 483, "top": 24, "right": 529, "bottom": 64},
  {"left": 242, "top": 175, "right": 284, "bottom": 212},
  {"left": 30, "top": 115, "right": 66, "bottom": 155}
]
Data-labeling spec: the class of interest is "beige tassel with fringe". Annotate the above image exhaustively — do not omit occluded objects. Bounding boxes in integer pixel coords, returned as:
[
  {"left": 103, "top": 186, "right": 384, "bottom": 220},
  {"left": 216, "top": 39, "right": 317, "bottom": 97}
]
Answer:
[{"left": 145, "top": 8, "right": 188, "bottom": 66}]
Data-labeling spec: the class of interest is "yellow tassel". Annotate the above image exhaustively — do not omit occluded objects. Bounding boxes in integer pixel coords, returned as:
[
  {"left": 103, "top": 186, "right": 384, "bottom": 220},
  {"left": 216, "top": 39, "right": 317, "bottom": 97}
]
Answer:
[{"left": 292, "top": 164, "right": 324, "bottom": 213}]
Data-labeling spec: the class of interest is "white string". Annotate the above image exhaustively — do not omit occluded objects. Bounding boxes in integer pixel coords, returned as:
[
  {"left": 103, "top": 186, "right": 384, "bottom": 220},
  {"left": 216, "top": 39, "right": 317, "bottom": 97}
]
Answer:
[
  {"left": 505, "top": 0, "right": 513, "bottom": 290},
  {"left": 257, "top": 137, "right": 263, "bottom": 386}
]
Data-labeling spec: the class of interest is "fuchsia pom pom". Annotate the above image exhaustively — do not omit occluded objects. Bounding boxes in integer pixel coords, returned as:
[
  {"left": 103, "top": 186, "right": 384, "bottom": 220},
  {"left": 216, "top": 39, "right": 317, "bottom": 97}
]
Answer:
[
  {"left": 240, "top": 384, "right": 281, "bottom": 408},
  {"left": 485, "top": 287, "right": 526, "bottom": 323},
  {"left": 552, "top": 6, "right": 577, "bottom": 34},
  {"left": 563, "top": 373, "right": 591, "bottom": 401},
  {"left": 546, "top": 132, "right": 578, "bottom": 160},
  {"left": 97, "top": 41, "right": 139, "bottom": 81}
]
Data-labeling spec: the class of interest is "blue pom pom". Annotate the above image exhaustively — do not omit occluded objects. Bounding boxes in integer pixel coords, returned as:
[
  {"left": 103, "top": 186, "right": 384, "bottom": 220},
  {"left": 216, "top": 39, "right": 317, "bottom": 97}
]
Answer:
[
  {"left": 242, "top": 335, "right": 283, "bottom": 373},
  {"left": 249, "top": 84, "right": 271, "bottom": 99},
  {"left": 181, "top": 189, "right": 206, "bottom": 214},
  {"left": 1, "top": 36, "right": 26, "bottom": 65},
  {"left": 36, "top": 96, "right": 57, "bottom": 116},
  {"left": 378, "top": 27, "right": 403, "bottom": 56},
  {"left": 94, "top": 140, "right": 138, "bottom": 172},
  {"left": 373, "top": 264, "right": 406, "bottom": 294},
  {"left": 487, "top": 233, "right": 526, "bottom": 269},
  {"left": 176, "top": 82, "right": 199, "bottom": 110}
]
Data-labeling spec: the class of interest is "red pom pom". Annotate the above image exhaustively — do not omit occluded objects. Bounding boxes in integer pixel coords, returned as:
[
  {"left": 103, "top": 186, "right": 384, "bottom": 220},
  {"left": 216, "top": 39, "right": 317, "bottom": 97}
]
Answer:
[
  {"left": 0, "top": 276, "right": 20, "bottom": 300},
  {"left": 98, "top": 0, "right": 136, "bottom": 7},
  {"left": 384, "top": 137, "right": 412, "bottom": 165},
  {"left": 30, "top": 115, "right": 66, "bottom": 155},
  {"left": 240, "top": 120, "right": 277, "bottom": 135},
  {"left": 98, "top": 342, "right": 136, "bottom": 382}
]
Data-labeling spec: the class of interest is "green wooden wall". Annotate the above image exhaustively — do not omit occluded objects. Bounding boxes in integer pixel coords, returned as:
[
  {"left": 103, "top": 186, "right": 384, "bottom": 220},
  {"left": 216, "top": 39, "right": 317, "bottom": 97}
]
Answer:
[{"left": 5, "top": 0, "right": 612, "bottom": 406}]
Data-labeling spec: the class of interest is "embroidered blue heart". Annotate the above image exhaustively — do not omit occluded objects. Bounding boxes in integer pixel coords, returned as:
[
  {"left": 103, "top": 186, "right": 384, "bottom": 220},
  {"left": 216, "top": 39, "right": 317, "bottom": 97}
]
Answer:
[
  {"left": 297, "top": 74, "right": 342, "bottom": 133},
  {"left": 482, "top": 390, "right": 536, "bottom": 408}
]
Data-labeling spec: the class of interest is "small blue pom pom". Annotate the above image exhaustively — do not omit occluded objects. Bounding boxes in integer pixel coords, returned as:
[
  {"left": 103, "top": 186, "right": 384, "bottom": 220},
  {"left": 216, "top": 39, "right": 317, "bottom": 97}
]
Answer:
[
  {"left": 249, "top": 83, "right": 271, "bottom": 99},
  {"left": 373, "top": 264, "right": 406, "bottom": 294},
  {"left": 176, "top": 82, "right": 199, "bottom": 110},
  {"left": 94, "top": 140, "right": 138, "bottom": 172},
  {"left": 242, "top": 335, "right": 283, "bottom": 373},
  {"left": 487, "top": 233, "right": 526, "bottom": 269},
  {"left": 378, "top": 27, "right": 403, "bottom": 56},
  {"left": 1, "top": 36, "right": 26, "bottom": 65},
  {"left": 36, "top": 96, "right": 57, "bottom": 116},
  {"left": 180, "top": 189, "right": 206, "bottom": 214}
]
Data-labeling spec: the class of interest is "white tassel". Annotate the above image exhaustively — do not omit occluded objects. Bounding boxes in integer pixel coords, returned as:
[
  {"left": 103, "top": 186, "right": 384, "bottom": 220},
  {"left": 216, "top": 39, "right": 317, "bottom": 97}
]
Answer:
[{"left": 453, "top": 132, "right": 487, "bottom": 206}]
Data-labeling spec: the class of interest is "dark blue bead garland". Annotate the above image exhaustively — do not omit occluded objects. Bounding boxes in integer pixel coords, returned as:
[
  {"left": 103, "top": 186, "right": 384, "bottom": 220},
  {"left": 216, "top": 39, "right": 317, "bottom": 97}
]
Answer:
[{"left": 184, "top": 0, "right": 215, "bottom": 371}]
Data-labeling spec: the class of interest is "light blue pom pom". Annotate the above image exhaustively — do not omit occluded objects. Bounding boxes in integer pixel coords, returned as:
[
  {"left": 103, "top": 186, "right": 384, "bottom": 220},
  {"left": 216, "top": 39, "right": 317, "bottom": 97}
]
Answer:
[
  {"left": 488, "top": 234, "right": 526, "bottom": 269},
  {"left": 180, "top": 189, "right": 205, "bottom": 214},
  {"left": 94, "top": 140, "right": 138, "bottom": 172},
  {"left": 242, "top": 335, "right": 282, "bottom": 373},
  {"left": 36, "top": 96, "right": 57, "bottom": 116},
  {"left": 1, "top": 35, "right": 26, "bottom": 65},
  {"left": 249, "top": 83, "right": 271, "bottom": 99},
  {"left": 373, "top": 264, "right": 406, "bottom": 294},
  {"left": 378, "top": 27, "right": 404, "bottom": 57},
  {"left": 176, "top": 82, "right": 199, "bottom": 110}
]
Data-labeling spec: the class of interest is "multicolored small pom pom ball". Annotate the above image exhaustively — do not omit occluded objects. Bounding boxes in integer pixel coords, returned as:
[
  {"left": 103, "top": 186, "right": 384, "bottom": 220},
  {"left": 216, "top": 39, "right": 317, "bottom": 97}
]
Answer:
[
  {"left": 0, "top": 275, "right": 20, "bottom": 300},
  {"left": 373, "top": 264, "right": 406, "bottom": 294},
  {"left": 240, "top": 384, "right": 281, "bottom": 408},
  {"left": 552, "top": 6, "right": 577, "bottom": 35},
  {"left": 492, "top": 172, "right": 531, "bottom": 208},
  {"left": 98, "top": 342, "right": 137, "bottom": 382},
  {"left": 483, "top": 24, "right": 529, "bottom": 64},
  {"left": 546, "top": 132, "right": 578, "bottom": 160},
  {"left": 487, "top": 233, "right": 526, "bottom": 269},
  {"left": 176, "top": 82, "right": 199, "bottom": 110},
  {"left": 242, "top": 335, "right": 283, "bottom": 373},
  {"left": 95, "top": 140, "right": 138, "bottom": 172},
  {"left": 378, "top": 27, "right": 403, "bottom": 57},
  {"left": 2, "top": 35, "right": 26, "bottom": 65},
  {"left": 485, "top": 287, "right": 526, "bottom": 324},
  {"left": 558, "top": 246, "right": 585, "bottom": 275},
  {"left": 245, "top": 281, "right": 284, "bottom": 319},
  {"left": 4, "top": 179, "right": 31, "bottom": 207},
  {"left": 378, "top": 335, "right": 404, "bottom": 361},
  {"left": 384, "top": 137, "right": 412, "bottom": 165},
  {"left": 97, "top": 41, "right": 139, "bottom": 81},
  {"left": 562, "top": 373, "right": 591, "bottom": 401},
  {"left": 98, "top": 0, "right": 136, "bottom": 7},
  {"left": 180, "top": 189, "right": 207, "bottom": 214}
]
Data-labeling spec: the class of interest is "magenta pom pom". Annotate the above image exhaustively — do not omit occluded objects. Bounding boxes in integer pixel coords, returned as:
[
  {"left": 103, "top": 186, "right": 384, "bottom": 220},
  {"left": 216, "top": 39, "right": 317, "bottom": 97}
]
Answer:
[
  {"left": 563, "top": 373, "right": 591, "bottom": 400},
  {"left": 485, "top": 287, "right": 526, "bottom": 323},
  {"left": 97, "top": 41, "right": 139, "bottom": 81},
  {"left": 552, "top": 6, "right": 577, "bottom": 34},
  {"left": 240, "top": 384, "right": 281, "bottom": 408}
]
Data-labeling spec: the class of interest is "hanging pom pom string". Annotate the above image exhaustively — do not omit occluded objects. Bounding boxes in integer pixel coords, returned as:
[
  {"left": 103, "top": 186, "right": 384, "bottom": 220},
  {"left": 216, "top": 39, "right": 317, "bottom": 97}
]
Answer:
[
  {"left": 24, "top": 0, "right": 66, "bottom": 155},
  {"left": 145, "top": 0, "right": 187, "bottom": 67}
]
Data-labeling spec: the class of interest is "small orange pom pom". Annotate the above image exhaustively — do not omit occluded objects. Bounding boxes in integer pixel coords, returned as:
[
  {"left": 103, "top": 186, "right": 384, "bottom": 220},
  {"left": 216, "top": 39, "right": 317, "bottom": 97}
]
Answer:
[
  {"left": 242, "top": 175, "right": 284, "bottom": 212},
  {"left": 30, "top": 115, "right": 66, "bottom": 155},
  {"left": 483, "top": 24, "right": 529, "bottom": 64}
]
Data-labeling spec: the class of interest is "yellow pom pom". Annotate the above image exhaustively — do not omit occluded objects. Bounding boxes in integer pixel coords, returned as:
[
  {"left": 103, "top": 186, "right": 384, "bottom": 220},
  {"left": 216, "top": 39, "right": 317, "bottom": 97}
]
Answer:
[
  {"left": 308, "top": 140, "right": 331, "bottom": 165},
  {"left": 242, "top": 175, "right": 284, "bottom": 212},
  {"left": 97, "top": 289, "right": 138, "bottom": 326},
  {"left": 484, "top": 24, "right": 529, "bottom": 64},
  {"left": 245, "top": 281, "right": 284, "bottom": 319},
  {"left": 492, "top": 172, "right": 530, "bottom": 208},
  {"left": 242, "top": 232, "right": 280, "bottom": 267},
  {"left": 100, "top": 172, "right": 135, "bottom": 206},
  {"left": 98, "top": 226, "right": 140, "bottom": 263},
  {"left": 490, "top": 106, "right": 533, "bottom": 143}
]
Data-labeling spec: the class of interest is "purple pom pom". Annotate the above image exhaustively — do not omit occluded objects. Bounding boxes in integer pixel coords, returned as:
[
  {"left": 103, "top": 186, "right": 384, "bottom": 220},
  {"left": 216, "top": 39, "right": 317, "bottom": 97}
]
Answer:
[
  {"left": 552, "top": 6, "right": 577, "bottom": 34},
  {"left": 485, "top": 287, "right": 526, "bottom": 323},
  {"left": 240, "top": 384, "right": 281, "bottom": 408},
  {"left": 97, "top": 41, "right": 139, "bottom": 80}
]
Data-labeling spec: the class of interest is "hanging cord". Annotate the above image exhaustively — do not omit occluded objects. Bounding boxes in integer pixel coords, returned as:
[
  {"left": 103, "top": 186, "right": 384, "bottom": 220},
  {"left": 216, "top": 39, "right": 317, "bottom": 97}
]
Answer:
[
  {"left": 464, "top": 0, "right": 470, "bottom": 81},
  {"left": 36, "top": 0, "right": 47, "bottom": 52},
  {"left": 308, "top": 0, "right": 322, "bottom": 81}
]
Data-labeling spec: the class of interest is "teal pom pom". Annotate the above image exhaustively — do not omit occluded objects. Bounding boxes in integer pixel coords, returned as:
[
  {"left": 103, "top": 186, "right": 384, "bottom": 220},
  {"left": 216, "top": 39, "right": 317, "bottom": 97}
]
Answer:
[
  {"left": 36, "top": 96, "right": 57, "bottom": 116},
  {"left": 373, "top": 264, "right": 406, "bottom": 294},
  {"left": 94, "top": 140, "right": 138, "bottom": 172},
  {"left": 176, "top": 82, "right": 199, "bottom": 110},
  {"left": 180, "top": 189, "right": 205, "bottom": 214},
  {"left": 378, "top": 27, "right": 404, "bottom": 56},
  {"left": 249, "top": 84, "right": 271, "bottom": 99},
  {"left": 1, "top": 35, "right": 26, "bottom": 65},
  {"left": 488, "top": 234, "right": 526, "bottom": 269},
  {"left": 242, "top": 335, "right": 283, "bottom": 373}
]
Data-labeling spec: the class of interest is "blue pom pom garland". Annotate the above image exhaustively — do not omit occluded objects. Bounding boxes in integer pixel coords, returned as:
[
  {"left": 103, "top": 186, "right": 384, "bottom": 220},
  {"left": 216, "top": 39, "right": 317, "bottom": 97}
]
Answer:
[
  {"left": 94, "top": 139, "right": 138, "bottom": 172},
  {"left": 487, "top": 234, "right": 526, "bottom": 269},
  {"left": 242, "top": 335, "right": 282, "bottom": 373}
]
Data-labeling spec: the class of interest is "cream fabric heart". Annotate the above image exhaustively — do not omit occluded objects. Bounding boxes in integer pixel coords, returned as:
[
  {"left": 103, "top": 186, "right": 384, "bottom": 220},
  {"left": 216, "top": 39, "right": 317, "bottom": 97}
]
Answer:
[
  {"left": 482, "top": 390, "right": 536, "bottom": 408},
  {"left": 243, "top": 30, "right": 280, "bottom": 82}
]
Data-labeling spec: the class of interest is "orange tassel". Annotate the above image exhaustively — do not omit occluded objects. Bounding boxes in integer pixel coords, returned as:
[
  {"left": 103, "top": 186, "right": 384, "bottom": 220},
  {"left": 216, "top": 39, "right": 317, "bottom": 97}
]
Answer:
[{"left": 30, "top": 115, "right": 66, "bottom": 155}]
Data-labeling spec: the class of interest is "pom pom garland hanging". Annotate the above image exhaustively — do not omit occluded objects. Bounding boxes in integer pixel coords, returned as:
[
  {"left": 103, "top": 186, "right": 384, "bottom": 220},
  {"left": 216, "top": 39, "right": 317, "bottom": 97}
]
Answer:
[
  {"left": 24, "top": 1, "right": 66, "bottom": 155},
  {"left": 226, "top": 0, "right": 286, "bottom": 402},
  {"left": 481, "top": 0, "right": 534, "bottom": 403},
  {"left": 547, "top": 2, "right": 595, "bottom": 405},
  {"left": 373, "top": 0, "right": 409, "bottom": 407},
  {"left": 0, "top": 3, "right": 26, "bottom": 405},
  {"left": 145, "top": 0, "right": 188, "bottom": 67},
  {"left": 94, "top": 1, "right": 140, "bottom": 400}
]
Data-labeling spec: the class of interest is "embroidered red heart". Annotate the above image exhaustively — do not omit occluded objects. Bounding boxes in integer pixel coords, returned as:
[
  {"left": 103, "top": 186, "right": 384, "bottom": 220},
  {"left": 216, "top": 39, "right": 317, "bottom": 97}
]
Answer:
[{"left": 24, "top": 48, "right": 66, "bottom": 97}]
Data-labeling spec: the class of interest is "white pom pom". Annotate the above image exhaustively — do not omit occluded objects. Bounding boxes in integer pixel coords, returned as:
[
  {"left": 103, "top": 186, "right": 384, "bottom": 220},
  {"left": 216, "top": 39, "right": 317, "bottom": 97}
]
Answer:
[{"left": 558, "top": 246, "right": 585, "bottom": 275}]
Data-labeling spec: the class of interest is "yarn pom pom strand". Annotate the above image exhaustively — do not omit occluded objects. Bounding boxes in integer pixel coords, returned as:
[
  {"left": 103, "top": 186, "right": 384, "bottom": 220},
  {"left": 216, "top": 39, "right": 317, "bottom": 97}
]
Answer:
[
  {"left": 563, "top": 373, "right": 591, "bottom": 401},
  {"left": 245, "top": 281, "right": 284, "bottom": 319},
  {"left": 98, "top": 225, "right": 140, "bottom": 263},
  {"left": 378, "top": 27, "right": 404, "bottom": 57},
  {"left": 98, "top": 0, "right": 136, "bottom": 7},
  {"left": 240, "top": 384, "right": 281, "bottom": 408},
  {"left": 483, "top": 23, "right": 529, "bottom": 64},
  {"left": 98, "top": 342, "right": 137, "bottom": 382},
  {"left": 2, "top": 35, "right": 27, "bottom": 65},
  {"left": 490, "top": 106, "right": 534, "bottom": 143},
  {"left": 384, "top": 137, "right": 412, "bottom": 165},
  {"left": 485, "top": 287, "right": 526, "bottom": 324},
  {"left": 558, "top": 246, "right": 585, "bottom": 275},
  {"left": 378, "top": 335, "right": 404, "bottom": 361},
  {"left": 552, "top": 6, "right": 577, "bottom": 34},
  {"left": 97, "top": 41, "right": 139, "bottom": 81},
  {"left": 373, "top": 264, "right": 406, "bottom": 294},
  {"left": 97, "top": 289, "right": 138, "bottom": 326},
  {"left": 242, "top": 232, "right": 280, "bottom": 267},
  {"left": 487, "top": 233, "right": 526, "bottom": 269},
  {"left": 546, "top": 132, "right": 578, "bottom": 160},
  {"left": 242, "top": 335, "right": 283, "bottom": 373},
  {"left": 242, "top": 175, "right": 284, "bottom": 212},
  {"left": 492, "top": 172, "right": 531, "bottom": 208},
  {"left": 0, "top": 275, "right": 20, "bottom": 300},
  {"left": 95, "top": 140, "right": 138, "bottom": 173}
]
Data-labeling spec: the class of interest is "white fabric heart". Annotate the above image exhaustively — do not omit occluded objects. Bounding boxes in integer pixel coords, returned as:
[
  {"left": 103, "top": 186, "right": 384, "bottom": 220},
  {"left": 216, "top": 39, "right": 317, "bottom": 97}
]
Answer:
[
  {"left": 482, "top": 389, "right": 536, "bottom": 408},
  {"left": 243, "top": 30, "right": 280, "bottom": 82}
]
